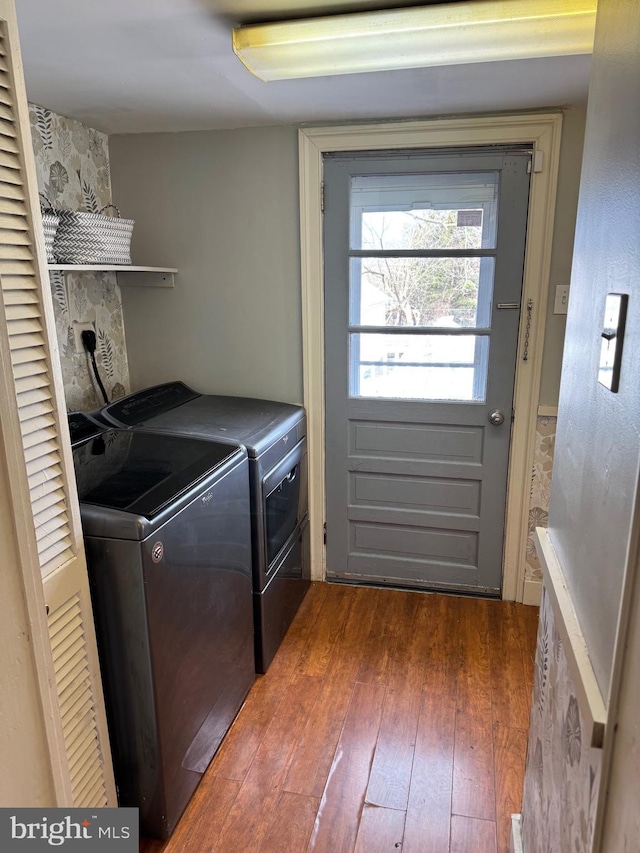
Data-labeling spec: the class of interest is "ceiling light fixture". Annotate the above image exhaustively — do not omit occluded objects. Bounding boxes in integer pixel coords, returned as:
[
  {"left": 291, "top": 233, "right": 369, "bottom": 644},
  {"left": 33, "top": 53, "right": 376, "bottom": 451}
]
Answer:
[{"left": 232, "top": 0, "right": 596, "bottom": 82}]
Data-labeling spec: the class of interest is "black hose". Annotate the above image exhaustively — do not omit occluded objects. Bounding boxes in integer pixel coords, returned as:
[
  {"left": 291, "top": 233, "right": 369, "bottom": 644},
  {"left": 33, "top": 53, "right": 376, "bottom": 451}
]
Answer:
[{"left": 81, "top": 329, "right": 109, "bottom": 405}]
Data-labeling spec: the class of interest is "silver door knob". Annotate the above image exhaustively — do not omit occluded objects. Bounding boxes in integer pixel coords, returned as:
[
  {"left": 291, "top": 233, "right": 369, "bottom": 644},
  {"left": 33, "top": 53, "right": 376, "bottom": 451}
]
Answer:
[{"left": 488, "top": 409, "right": 505, "bottom": 426}]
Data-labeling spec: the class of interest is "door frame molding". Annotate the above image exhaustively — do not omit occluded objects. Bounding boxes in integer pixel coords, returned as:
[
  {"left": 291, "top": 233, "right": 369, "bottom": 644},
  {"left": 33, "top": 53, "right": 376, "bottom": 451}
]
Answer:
[{"left": 299, "top": 111, "right": 563, "bottom": 601}]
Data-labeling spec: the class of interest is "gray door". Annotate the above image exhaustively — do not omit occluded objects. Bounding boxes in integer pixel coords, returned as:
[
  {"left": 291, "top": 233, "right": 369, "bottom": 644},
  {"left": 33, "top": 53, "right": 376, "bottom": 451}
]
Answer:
[{"left": 324, "top": 149, "right": 531, "bottom": 595}]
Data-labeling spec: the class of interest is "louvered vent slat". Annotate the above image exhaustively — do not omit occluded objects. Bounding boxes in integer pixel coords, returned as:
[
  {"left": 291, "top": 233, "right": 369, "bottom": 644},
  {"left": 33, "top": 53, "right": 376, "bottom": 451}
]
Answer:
[
  {"left": 47, "top": 593, "right": 109, "bottom": 807},
  {"left": 56, "top": 653, "right": 88, "bottom": 696},
  {"left": 0, "top": 196, "right": 26, "bottom": 214},
  {"left": 5, "top": 291, "right": 39, "bottom": 309},
  {"left": 0, "top": 116, "right": 16, "bottom": 137},
  {"left": 8, "top": 316, "right": 42, "bottom": 336},
  {"left": 2, "top": 243, "right": 33, "bottom": 260},
  {"left": 12, "top": 345, "right": 47, "bottom": 366},
  {"left": 0, "top": 133, "right": 18, "bottom": 154},
  {"left": 32, "top": 485, "right": 67, "bottom": 518},
  {"left": 25, "top": 437, "right": 58, "bottom": 466},
  {"left": 17, "top": 386, "right": 52, "bottom": 411},
  {"left": 13, "top": 358, "right": 47, "bottom": 380},
  {"left": 66, "top": 720, "right": 98, "bottom": 767},
  {"left": 23, "top": 423, "right": 56, "bottom": 449},
  {"left": 68, "top": 726, "right": 100, "bottom": 780},
  {"left": 0, "top": 101, "right": 12, "bottom": 121},
  {"left": 0, "top": 211, "right": 27, "bottom": 229},
  {"left": 27, "top": 451, "right": 63, "bottom": 481},
  {"left": 37, "top": 520, "right": 71, "bottom": 551},
  {"left": 15, "top": 371, "right": 49, "bottom": 395},
  {"left": 9, "top": 330, "right": 42, "bottom": 350},
  {"left": 4, "top": 280, "right": 38, "bottom": 299},
  {"left": 71, "top": 762, "right": 104, "bottom": 806},
  {"left": 34, "top": 502, "right": 68, "bottom": 532},
  {"left": 0, "top": 163, "right": 21, "bottom": 185},
  {"left": 1, "top": 259, "right": 35, "bottom": 276},
  {"left": 0, "top": 150, "right": 19, "bottom": 171},
  {"left": 0, "top": 227, "right": 30, "bottom": 246},
  {"left": 28, "top": 462, "right": 62, "bottom": 491},
  {"left": 6, "top": 301, "right": 39, "bottom": 319},
  {"left": 78, "top": 776, "right": 108, "bottom": 811},
  {"left": 0, "top": 180, "right": 27, "bottom": 200},
  {"left": 39, "top": 540, "right": 74, "bottom": 573},
  {"left": 27, "top": 473, "right": 65, "bottom": 504},
  {"left": 21, "top": 412, "right": 57, "bottom": 440}
]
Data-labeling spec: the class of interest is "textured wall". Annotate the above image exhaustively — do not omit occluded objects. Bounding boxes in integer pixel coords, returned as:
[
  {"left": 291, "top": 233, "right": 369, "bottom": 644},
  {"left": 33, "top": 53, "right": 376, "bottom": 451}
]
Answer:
[
  {"left": 521, "top": 587, "right": 601, "bottom": 853},
  {"left": 525, "top": 415, "right": 557, "bottom": 583},
  {"left": 29, "top": 105, "right": 130, "bottom": 411}
]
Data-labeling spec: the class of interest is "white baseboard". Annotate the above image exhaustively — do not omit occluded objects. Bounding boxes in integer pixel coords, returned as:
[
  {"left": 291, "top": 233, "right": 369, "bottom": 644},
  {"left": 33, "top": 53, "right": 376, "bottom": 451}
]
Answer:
[
  {"left": 522, "top": 578, "right": 542, "bottom": 606},
  {"left": 510, "top": 814, "right": 524, "bottom": 853}
]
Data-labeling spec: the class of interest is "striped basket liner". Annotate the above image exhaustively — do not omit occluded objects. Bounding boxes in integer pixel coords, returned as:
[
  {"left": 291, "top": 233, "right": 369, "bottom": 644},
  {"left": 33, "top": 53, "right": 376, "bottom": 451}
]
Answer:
[
  {"left": 53, "top": 204, "right": 134, "bottom": 265},
  {"left": 39, "top": 193, "right": 59, "bottom": 264}
]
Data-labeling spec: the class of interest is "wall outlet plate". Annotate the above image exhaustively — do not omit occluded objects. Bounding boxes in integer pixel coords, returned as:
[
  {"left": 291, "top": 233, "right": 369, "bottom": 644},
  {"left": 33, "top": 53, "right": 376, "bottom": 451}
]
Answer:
[
  {"left": 554, "top": 284, "right": 569, "bottom": 314},
  {"left": 73, "top": 320, "right": 95, "bottom": 354}
]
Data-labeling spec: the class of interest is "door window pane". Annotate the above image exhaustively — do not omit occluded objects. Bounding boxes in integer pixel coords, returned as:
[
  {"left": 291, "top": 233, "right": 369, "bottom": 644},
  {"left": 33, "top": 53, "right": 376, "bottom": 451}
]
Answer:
[
  {"left": 350, "top": 256, "right": 495, "bottom": 328},
  {"left": 350, "top": 333, "right": 489, "bottom": 401},
  {"left": 351, "top": 172, "right": 498, "bottom": 250}
]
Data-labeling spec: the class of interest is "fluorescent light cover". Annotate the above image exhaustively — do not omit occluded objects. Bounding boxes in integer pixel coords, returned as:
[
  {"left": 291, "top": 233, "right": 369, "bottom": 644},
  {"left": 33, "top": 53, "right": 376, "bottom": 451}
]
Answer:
[{"left": 232, "top": 0, "right": 597, "bottom": 81}]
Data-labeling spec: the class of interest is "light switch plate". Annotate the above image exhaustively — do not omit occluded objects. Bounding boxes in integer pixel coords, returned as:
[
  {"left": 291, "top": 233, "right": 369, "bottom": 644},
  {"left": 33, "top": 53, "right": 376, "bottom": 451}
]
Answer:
[{"left": 554, "top": 285, "right": 569, "bottom": 314}]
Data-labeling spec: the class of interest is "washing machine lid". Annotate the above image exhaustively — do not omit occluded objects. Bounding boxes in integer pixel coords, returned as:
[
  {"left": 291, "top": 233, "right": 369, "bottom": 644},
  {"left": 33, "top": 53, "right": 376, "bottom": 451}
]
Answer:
[
  {"left": 73, "top": 429, "right": 241, "bottom": 521},
  {"left": 68, "top": 411, "right": 107, "bottom": 445},
  {"left": 101, "top": 382, "right": 305, "bottom": 458}
]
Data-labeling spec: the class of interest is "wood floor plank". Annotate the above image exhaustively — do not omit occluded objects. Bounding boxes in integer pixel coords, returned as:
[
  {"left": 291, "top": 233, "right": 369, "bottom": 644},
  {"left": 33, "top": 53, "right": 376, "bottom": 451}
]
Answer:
[
  {"left": 163, "top": 776, "right": 241, "bottom": 853},
  {"left": 214, "top": 674, "right": 322, "bottom": 852},
  {"left": 139, "top": 588, "right": 533, "bottom": 853},
  {"left": 493, "top": 724, "right": 528, "bottom": 853},
  {"left": 488, "top": 601, "right": 531, "bottom": 730},
  {"left": 452, "top": 597, "right": 496, "bottom": 821},
  {"left": 296, "top": 583, "right": 355, "bottom": 678},
  {"left": 210, "top": 583, "right": 326, "bottom": 782},
  {"left": 284, "top": 587, "right": 380, "bottom": 798},
  {"left": 260, "top": 791, "right": 320, "bottom": 853},
  {"left": 450, "top": 815, "right": 497, "bottom": 853},
  {"left": 307, "top": 680, "right": 387, "bottom": 853},
  {"left": 365, "top": 593, "right": 426, "bottom": 810},
  {"left": 403, "top": 666, "right": 456, "bottom": 853},
  {"left": 353, "top": 804, "right": 406, "bottom": 853},
  {"left": 356, "top": 589, "right": 414, "bottom": 685}
]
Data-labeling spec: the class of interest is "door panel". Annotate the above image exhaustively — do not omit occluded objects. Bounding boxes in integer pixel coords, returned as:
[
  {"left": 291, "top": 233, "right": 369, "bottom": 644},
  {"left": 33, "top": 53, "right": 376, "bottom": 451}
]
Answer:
[{"left": 324, "top": 149, "right": 530, "bottom": 594}]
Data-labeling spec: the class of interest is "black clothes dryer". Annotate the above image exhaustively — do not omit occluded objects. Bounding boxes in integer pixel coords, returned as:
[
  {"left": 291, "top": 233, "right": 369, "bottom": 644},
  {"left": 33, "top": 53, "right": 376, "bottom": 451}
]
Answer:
[{"left": 99, "top": 382, "right": 310, "bottom": 672}]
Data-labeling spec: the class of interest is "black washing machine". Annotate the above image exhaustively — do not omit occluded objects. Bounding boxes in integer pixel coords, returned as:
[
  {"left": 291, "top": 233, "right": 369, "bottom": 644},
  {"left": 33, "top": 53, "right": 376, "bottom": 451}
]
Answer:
[
  {"left": 68, "top": 412, "right": 255, "bottom": 838},
  {"left": 99, "top": 382, "right": 310, "bottom": 673}
]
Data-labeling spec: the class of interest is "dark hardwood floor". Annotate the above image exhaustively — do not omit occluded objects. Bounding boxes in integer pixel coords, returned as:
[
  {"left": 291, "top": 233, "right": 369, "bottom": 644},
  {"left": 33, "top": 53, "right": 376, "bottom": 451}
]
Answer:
[{"left": 140, "top": 582, "right": 539, "bottom": 853}]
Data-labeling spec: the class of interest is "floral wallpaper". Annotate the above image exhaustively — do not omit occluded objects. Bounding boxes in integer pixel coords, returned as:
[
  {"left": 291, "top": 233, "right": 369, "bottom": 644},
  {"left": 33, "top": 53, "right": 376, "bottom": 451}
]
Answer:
[
  {"left": 526, "top": 416, "right": 557, "bottom": 582},
  {"left": 29, "top": 104, "right": 129, "bottom": 412},
  {"left": 521, "top": 586, "right": 601, "bottom": 852}
]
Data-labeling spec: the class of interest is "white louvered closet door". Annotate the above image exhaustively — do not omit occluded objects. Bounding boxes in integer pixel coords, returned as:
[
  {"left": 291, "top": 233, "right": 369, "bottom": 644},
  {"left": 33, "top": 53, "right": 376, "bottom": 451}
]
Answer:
[{"left": 0, "top": 0, "right": 116, "bottom": 807}]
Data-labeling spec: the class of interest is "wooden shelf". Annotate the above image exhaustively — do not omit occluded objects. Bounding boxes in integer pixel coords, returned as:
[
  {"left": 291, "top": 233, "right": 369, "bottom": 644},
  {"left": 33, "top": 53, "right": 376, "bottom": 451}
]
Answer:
[{"left": 48, "top": 265, "right": 177, "bottom": 288}]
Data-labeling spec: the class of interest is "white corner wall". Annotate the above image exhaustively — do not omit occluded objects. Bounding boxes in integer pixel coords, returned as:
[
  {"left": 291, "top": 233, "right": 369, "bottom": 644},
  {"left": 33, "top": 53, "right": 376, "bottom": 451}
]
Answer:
[
  {"left": 548, "top": 0, "right": 640, "bottom": 700},
  {"left": 109, "top": 126, "right": 303, "bottom": 404}
]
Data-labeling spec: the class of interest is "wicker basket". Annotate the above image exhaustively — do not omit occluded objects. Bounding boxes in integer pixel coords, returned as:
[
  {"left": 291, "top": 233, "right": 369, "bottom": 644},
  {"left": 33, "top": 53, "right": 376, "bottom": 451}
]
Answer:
[
  {"left": 53, "top": 204, "right": 134, "bottom": 265},
  {"left": 39, "top": 193, "right": 59, "bottom": 264}
]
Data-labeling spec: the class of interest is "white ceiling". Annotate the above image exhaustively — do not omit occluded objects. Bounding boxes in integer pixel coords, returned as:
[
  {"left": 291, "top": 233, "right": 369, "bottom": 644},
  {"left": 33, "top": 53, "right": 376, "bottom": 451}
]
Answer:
[{"left": 15, "top": 0, "right": 591, "bottom": 134}]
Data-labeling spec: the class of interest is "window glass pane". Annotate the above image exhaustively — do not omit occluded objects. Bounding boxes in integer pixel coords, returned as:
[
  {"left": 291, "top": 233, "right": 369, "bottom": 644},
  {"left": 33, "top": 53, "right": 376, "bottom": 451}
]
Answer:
[
  {"left": 351, "top": 172, "right": 498, "bottom": 250},
  {"left": 350, "top": 333, "right": 489, "bottom": 401},
  {"left": 350, "top": 257, "right": 495, "bottom": 328}
]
